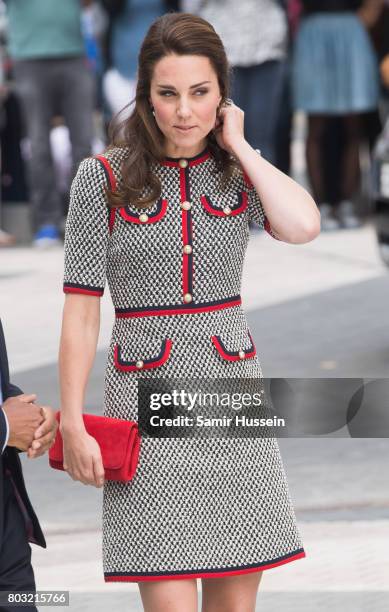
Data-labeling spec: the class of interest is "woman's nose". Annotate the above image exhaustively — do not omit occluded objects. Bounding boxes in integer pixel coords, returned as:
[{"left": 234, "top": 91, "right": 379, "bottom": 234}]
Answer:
[{"left": 176, "top": 100, "right": 192, "bottom": 118}]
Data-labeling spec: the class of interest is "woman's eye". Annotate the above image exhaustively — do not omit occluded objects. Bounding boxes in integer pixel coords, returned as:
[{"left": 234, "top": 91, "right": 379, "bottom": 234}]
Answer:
[{"left": 159, "top": 90, "right": 208, "bottom": 97}]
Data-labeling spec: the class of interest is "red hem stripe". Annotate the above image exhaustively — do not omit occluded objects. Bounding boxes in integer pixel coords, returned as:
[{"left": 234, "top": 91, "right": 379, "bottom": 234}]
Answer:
[
  {"left": 63, "top": 287, "right": 103, "bottom": 297},
  {"left": 115, "top": 298, "right": 242, "bottom": 319},
  {"left": 104, "top": 550, "right": 306, "bottom": 582}
]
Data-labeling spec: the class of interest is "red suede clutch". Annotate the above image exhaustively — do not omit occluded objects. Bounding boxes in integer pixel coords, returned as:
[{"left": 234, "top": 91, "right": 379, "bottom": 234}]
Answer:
[{"left": 48, "top": 412, "right": 141, "bottom": 482}]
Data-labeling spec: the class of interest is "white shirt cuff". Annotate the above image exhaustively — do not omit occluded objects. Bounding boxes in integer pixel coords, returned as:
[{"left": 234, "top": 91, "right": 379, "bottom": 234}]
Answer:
[{"left": 1, "top": 409, "right": 9, "bottom": 453}]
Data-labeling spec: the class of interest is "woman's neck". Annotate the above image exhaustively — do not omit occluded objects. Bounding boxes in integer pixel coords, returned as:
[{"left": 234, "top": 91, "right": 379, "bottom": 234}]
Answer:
[{"left": 163, "top": 138, "right": 208, "bottom": 159}]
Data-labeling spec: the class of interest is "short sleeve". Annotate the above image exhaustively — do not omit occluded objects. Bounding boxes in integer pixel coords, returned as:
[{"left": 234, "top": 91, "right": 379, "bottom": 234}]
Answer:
[
  {"left": 63, "top": 157, "right": 110, "bottom": 296},
  {"left": 244, "top": 169, "right": 281, "bottom": 241}
]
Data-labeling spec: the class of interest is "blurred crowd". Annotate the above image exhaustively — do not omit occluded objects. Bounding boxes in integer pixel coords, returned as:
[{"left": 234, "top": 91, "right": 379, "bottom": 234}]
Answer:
[{"left": 0, "top": 0, "right": 389, "bottom": 247}]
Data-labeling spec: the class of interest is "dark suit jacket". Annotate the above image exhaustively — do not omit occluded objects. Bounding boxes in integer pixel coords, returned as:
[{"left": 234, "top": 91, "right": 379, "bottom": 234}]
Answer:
[{"left": 0, "top": 319, "right": 46, "bottom": 548}]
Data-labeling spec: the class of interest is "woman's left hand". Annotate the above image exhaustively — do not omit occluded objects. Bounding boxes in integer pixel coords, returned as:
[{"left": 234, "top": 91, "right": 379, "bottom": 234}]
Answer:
[{"left": 212, "top": 101, "right": 245, "bottom": 155}]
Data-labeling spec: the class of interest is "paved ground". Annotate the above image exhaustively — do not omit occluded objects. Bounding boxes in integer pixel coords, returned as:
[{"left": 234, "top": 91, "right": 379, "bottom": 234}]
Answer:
[{"left": 1, "top": 221, "right": 389, "bottom": 611}]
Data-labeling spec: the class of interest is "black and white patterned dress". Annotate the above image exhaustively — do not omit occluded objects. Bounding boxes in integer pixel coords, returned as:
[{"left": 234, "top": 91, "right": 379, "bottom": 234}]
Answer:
[{"left": 63, "top": 145, "right": 306, "bottom": 582}]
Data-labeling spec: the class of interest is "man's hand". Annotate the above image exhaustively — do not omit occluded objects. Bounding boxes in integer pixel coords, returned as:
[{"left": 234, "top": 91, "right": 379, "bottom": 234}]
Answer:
[
  {"left": 27, "top": 406, "right": 58, "bottom": 459},
  {"left": 2, "top": 394, "right": 44, "bottom": 451}
]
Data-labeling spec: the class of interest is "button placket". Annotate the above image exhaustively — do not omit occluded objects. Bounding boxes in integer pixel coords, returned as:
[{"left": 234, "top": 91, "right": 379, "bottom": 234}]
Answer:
[{"left": 179, "top": 162, "right": 194, "bottom": 304}]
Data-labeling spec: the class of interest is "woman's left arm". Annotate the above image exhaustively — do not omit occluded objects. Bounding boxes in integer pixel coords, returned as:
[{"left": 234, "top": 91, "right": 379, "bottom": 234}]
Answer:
[
  {"left": 214, "top": 102, "right": 321, "bottom": 244},
  {"left": 231, "top": 138, "right": 321, "bottom": 244}
]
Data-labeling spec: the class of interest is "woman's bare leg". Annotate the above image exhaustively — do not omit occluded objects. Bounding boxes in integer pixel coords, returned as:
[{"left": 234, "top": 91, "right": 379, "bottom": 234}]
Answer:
[
  {"left": 201, "top": 571, "right": 263, "bottom": 612},
  {"left": 138, "top": 578, "right": 198, "bottom": 612}
]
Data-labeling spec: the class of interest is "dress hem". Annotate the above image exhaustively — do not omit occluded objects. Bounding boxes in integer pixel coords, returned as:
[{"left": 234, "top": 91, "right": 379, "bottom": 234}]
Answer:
[{"left": 104, "top": 548, "right": 306, "bottom": 582}]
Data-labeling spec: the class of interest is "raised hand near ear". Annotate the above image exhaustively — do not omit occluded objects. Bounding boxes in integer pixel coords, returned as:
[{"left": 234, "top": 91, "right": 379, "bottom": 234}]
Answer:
[{"left": 213, "top": 100, "right": 245, "bottom": 155}]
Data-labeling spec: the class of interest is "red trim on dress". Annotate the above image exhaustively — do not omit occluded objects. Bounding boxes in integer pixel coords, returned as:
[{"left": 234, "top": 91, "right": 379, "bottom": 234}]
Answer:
[
  {"left": 211, "top": 332, "right": 256, "bottom": 361},
  {"left": 95, "top": 154, "right": 117, "bottom": 235},
  {"left": 115, "top": 297, "right": 242, "bottom": 319},
  {"left": 119, "top": 199, "right": 168, "bottom": 224},
  {"left": 63, "top": 286, "right": 103, "bottom": 297},
  {"left": 181, "top": 201, "right": 190, "bottom": 296},
  {"left": 180, "top": 167, "right": 192, "bottom": 299},
  {"left": 108, "top": 209, "right": 116, "bottom": 233},
  {"left": 200, "top": 192, "right": 248, "bottom": 217},
  {"left": 104, "top": 550, "right": 306, "bottom": 582},
  {"left": 160, "top": 151, "right": 211, "bottom": 168},
  {"left": 189, "top": 152, "right": 211, "bottom": 167},
  {"left": 95, "top": 155, "right": 117, "bottom": 190},
  {"left": 114, "top": 340, "right": 173, "bottom": 372}
]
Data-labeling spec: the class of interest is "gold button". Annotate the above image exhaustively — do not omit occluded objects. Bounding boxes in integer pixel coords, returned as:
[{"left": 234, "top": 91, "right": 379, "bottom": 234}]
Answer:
[
  {"left": 135, "top": 360, "right": 144, "bottom": 369},
  {"left": 183, "top": 293, "right": 192, "bottom": 303},
  {"left": 238, "top": 349, "right": 246, "bottom": 360},
  {"left": 179, "top": 159, "right": 188, "bottom": 168},
  {"left": 223, "top": 206, "right": 232, "bottom": 216},
  {"left": 183, "top": 244, "right": 192, "bottom": 255},
  {"left": 181, "top": 201, "right": 191, "bottom": 210},
  {"left": 139, "top": 213, "right": 149, "bottom": 223}
]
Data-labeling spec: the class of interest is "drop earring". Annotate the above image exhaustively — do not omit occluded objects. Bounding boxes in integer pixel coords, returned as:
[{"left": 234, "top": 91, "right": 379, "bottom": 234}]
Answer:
[{"left": 150, "top": 106, "right": 156, "bottom": 117}]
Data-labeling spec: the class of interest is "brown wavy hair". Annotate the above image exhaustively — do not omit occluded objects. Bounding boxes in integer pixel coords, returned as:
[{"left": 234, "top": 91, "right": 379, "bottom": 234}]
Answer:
[{"left": 105, "top": 12, "right": 239, "bottom": 210}]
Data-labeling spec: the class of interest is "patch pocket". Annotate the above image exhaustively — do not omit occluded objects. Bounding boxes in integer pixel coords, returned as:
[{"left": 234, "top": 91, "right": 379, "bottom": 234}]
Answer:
[
  {"left": 200, "top": 191, "right": 248, "bottom": 217},
  {"left": 211, "top": 331, "right": 256, "bottom": 362},
  {"left": 114, "top": 338, "right": 173, "bottom": 372},
  {"left": 119, "top": 198, "right": 168, "bottom": 224}
]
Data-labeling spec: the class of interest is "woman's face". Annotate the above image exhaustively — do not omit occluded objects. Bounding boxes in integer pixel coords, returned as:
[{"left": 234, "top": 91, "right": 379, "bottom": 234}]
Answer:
[{"left": 149, "top": 54, "right": 222, "bottom": 157}]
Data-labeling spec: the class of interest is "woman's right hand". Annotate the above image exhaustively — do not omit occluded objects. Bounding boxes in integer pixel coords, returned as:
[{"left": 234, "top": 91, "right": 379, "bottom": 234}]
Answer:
[{"left": 62, "top": 428, "right": 105, "bottom": 488}]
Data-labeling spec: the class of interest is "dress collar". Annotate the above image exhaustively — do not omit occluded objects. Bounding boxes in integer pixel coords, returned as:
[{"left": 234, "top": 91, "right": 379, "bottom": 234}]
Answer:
[{"left": 160, "top": 145, "right": 211, "bottom": 168}]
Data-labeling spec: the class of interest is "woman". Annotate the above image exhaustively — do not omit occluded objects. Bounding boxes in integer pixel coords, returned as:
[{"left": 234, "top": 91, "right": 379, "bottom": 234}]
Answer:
[
  {"left": 292, "top": 0, "right": 380, "bottom": 231},
  {"left": 59, "top": 12, "right": 319, "bottom": 612}
]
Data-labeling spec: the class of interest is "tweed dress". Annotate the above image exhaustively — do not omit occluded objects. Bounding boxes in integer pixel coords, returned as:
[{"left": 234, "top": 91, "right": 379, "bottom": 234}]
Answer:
[{"left": 63, "top": 144, "right": 306, "bottom": 582}]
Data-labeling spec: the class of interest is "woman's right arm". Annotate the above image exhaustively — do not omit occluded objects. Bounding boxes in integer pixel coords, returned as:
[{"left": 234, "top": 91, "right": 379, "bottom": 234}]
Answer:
[
  {"left": 60, "top": 156, "right": 110, "bottom": 487},
  {"left": 58, "top": 294, "right": 105, "bottom": 488}
]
